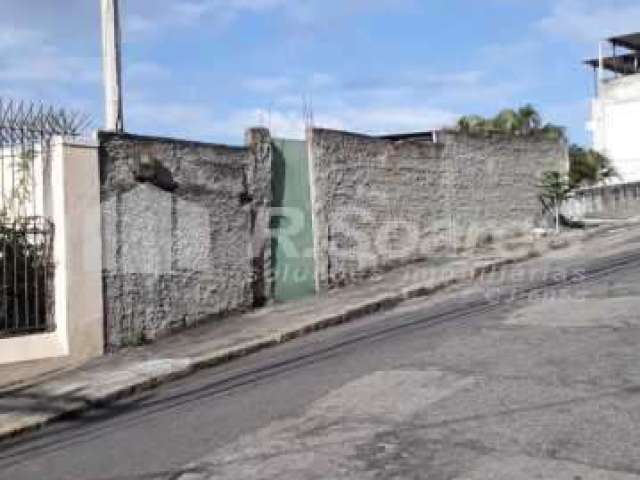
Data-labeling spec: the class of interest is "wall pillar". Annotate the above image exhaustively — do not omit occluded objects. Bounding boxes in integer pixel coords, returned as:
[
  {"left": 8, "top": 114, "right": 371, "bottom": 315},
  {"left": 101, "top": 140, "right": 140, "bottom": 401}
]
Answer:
[
  {"left": 306, "top": 128, "right": 330, "bottom": 292},
  {"left": 0, "top": 137, "right": 104, "bottom": 364},
  {"left": 245, "top": 127, "right": 273, "bottom": 305}
]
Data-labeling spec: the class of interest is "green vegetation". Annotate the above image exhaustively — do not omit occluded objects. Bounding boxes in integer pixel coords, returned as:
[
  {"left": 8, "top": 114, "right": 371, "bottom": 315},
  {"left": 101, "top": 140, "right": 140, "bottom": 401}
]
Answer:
[
  {"left": 537, "top": 147, "right": 616, "bottom": 233},
  {"left": 538, "top": 171, "right": 571, "bottom": 234},
  {"left": 568, "top": 145, "right": 617, "bottom": 188},
  {"left": 0, "top": 150, "right": 34, "bottom": 221},
  {"left": 0, "top": 151, "right": 52, "bottom": 333},
  {"left": 457, "top": 105, "right": 618, "bottom": 231},
  {"left": 457, "top": 105, "right": 566, "bottom": 140}
]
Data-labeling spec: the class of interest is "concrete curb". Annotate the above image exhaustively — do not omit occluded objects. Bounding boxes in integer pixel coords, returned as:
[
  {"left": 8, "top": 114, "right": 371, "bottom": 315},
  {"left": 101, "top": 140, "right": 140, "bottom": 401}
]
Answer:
[{"left": 0, "top": 247, "right": 548, "bottom": 443}]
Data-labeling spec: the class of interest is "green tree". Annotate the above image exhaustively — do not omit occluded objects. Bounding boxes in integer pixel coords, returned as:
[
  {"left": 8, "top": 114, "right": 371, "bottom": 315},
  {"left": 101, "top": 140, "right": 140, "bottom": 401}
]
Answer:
[
  {"left": 568, "top": 145, "right": 617, "bottom": 188},
  {"left": 493, "top": 109, "right": 521, "bottom": 134},
  {"left": 457, "top": 114, "right": 488, "bottom": 133},
  {"left": 539, "top": 171, "right": 571, "bottom": 233},
  {"left": 518, "top": 104, "right": 542, "bottom": 133},
  {"left": 540, "top": 123, "right": 567, "bottom": 141},
  {"left": 456, "top": 105, "right": 565, "bottom": 139}
]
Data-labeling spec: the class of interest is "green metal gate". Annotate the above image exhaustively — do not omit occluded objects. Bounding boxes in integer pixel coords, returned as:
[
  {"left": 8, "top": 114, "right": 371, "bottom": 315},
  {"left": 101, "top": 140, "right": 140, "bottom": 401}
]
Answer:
[{"left": 271, "top": 139, "right": 316, "bottom": 302}]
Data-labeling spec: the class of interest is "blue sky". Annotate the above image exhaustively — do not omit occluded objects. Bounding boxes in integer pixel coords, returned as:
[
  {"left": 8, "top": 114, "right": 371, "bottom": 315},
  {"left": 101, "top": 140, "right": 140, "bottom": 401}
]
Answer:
[{"left": 2, "top": 0, "right": 640, "bottom": 145}]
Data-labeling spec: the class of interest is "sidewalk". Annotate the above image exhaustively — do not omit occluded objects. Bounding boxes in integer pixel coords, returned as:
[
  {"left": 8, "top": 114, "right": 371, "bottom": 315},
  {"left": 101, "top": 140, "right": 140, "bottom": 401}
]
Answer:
[{"left": 0, "top": 224, "right": 629, "bottom": 442}]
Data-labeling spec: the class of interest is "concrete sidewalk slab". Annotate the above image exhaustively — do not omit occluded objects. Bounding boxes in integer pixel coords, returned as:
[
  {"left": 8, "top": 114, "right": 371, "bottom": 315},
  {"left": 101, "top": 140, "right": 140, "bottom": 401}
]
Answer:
[{"left": 0, "top": 224, "right": 632, "bottom": 442}]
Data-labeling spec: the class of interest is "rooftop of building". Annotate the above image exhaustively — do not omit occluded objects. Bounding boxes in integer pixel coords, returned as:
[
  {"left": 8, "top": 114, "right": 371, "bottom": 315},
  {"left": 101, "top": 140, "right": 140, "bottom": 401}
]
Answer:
[{"left": 585, "top": 32, "right": 640, "bottom": 76}]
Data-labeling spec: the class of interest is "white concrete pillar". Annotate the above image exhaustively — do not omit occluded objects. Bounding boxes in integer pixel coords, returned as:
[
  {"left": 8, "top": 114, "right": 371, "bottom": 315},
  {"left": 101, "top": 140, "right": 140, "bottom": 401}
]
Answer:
[{"left": 0, "top": 137, "right": 104, "bottom": 365}]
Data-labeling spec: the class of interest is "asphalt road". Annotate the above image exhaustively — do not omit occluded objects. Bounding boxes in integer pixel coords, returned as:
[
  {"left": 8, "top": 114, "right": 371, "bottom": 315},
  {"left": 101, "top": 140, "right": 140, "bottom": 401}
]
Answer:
[{"left": 3, "top": 230, "right": 640, "bottom": 479}]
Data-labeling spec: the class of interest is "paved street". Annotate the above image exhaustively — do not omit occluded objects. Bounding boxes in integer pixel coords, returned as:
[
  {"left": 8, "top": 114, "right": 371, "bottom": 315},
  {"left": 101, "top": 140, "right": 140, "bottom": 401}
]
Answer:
[{"left": 2, "top": 229, "right": 640, "bottom": 479}]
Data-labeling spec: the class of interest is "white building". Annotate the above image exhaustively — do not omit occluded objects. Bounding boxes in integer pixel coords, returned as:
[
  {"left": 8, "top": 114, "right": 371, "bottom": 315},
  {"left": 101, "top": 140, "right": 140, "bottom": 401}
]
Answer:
[{"left": 586, "top": 33, "right": 640, "bottom": 183}]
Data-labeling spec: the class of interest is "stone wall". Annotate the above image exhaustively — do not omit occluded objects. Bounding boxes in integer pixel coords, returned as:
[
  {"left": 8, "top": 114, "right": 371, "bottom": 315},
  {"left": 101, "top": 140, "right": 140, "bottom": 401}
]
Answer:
[
  {"left": 308, "top": 128, "right": 568, "bottom": 290},
  {"left": 99, "top": 130, "right": 271, "bottom": 349},
  {"left": 563, "top": 181, "right": 640, "bottom": 220},
  {"left": 439, "top": 130, "right": 568, "bottom": 236}
]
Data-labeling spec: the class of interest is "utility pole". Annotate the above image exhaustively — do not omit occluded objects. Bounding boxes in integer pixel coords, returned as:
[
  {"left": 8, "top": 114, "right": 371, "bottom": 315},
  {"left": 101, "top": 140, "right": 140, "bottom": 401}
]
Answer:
[{"left": 101, "top": 0, "right": 124, "bottom": 132}]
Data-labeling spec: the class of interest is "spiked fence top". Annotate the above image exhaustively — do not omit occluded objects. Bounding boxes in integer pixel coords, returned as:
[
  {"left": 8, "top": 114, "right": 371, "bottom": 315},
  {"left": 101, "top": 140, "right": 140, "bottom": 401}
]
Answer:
[{"left": 0, "top": 98, "right": 91, "bottom": 143}]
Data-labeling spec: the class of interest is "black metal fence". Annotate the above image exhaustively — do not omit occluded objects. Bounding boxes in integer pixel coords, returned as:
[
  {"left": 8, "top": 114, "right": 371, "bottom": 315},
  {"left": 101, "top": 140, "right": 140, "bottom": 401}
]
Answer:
[
  {"left": 0, "top": 99, "right": 90, "bottom": 338},
  {"left": 0, "top": 218, "right": 54, "bottom": 336}
]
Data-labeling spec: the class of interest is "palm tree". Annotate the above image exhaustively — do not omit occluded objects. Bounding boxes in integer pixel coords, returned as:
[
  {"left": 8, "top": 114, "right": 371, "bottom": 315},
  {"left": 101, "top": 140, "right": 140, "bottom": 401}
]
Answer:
[
  {"left": 493, "top": 109, "right": 521, "bottom": 134},
  {"left": 518, "top": 104, "right": 542, "bottom": 134},
  {"left": 456, "top": 105, "right": 564, "bottom": 138},
  {"left": 457, "top": 115, "right": 489, "bottom": 134}
]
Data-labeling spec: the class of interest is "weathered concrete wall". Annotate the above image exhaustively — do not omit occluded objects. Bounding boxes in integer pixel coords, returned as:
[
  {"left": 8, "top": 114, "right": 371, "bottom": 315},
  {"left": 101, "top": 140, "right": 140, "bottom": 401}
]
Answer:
[
  {"left": 308, "top": 129, "right": 447, "bottom": 290},
  {"left": 309, "top": 128, "right": 568, "bottom": 290},
  {"left": 99, "top": 131, "right": 271, "bottom": 349},
  {"left": 439, "top": 130, "right": 568, "bottom": 236},
  {"left": 564, "top": 181, "right": 640, "bottom": 220}
]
